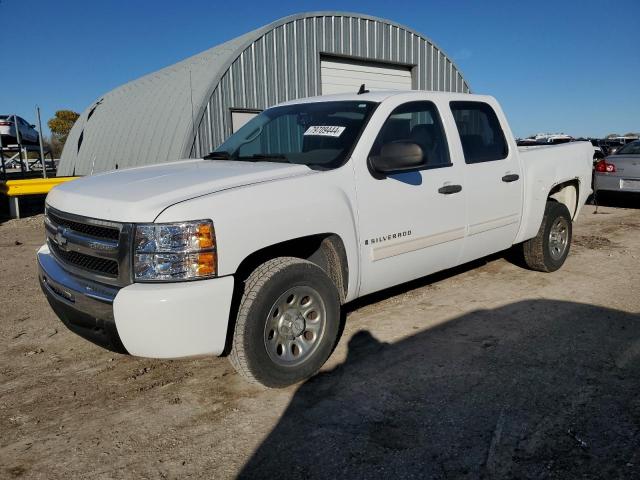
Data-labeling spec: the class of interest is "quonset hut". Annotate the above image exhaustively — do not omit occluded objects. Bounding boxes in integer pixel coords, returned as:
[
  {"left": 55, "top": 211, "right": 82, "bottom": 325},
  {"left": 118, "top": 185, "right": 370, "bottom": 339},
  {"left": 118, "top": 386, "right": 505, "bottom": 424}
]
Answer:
[{"left": 59, "top": 11, "right": 470, "bottom": 176}]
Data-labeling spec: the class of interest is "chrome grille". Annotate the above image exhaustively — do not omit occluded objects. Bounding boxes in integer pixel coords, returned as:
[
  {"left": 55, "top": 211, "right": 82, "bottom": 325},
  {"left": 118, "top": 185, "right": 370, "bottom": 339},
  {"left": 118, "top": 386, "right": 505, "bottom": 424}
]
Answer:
[
  {"left": 47, "top": 210, "right": 119, "bottom": 241},
  {"left": 45, "top": 206, "right": 133, "bottom": 286},
  {"left": 49, "top": 241, "right": 119, "bottom": 276}
]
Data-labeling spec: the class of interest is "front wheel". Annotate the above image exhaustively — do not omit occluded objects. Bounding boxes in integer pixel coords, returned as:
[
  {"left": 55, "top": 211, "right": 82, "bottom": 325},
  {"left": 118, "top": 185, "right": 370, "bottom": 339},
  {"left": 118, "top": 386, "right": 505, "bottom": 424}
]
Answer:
[
  {"left": 521, "top": 201, "right": 572, "bottom": 272},
  {"left": 229, "top": 257, "right": 341, "bottom": 388}
]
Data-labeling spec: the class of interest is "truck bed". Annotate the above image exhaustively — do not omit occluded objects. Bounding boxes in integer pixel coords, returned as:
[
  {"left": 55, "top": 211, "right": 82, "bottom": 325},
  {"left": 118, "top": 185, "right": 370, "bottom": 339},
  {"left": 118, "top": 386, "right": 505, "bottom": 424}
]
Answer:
[{"left": 515, "top": 141, "right": 594, "bottom": 244}]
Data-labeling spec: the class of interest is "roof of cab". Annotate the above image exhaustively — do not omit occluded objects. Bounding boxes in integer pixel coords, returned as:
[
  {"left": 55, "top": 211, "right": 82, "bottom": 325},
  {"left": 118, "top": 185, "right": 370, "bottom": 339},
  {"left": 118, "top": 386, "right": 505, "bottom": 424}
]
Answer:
[{"left": 278, "top": 90, "right": 493, "bottom": 106}]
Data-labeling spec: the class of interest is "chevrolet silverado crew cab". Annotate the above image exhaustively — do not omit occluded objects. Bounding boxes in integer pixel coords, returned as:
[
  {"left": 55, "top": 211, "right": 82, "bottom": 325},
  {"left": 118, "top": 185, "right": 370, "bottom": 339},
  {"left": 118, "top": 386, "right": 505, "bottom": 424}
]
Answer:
[{"left": 38, "top": 91, "right": 593, "bottom": 387}]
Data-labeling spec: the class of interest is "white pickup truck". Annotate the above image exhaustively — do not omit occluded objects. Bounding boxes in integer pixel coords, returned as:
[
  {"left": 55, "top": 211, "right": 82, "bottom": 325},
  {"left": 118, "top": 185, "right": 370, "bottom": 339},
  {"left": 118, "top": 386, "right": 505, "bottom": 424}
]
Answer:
[{"left": 38, "top": 91, "right": 593, "bottom": 387}]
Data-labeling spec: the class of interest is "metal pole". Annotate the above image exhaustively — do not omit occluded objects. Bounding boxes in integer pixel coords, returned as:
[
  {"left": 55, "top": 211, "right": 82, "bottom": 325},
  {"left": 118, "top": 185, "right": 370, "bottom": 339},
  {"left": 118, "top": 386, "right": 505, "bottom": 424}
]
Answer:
[
  {"left": 36, "top": 106, "right": 47, "bottom": 179},
  {"left": 23, "top": 146, "right": 29, "bottom": 173},
  {"left": 0, "top": 131, "right": 6, "bottom": 181}
]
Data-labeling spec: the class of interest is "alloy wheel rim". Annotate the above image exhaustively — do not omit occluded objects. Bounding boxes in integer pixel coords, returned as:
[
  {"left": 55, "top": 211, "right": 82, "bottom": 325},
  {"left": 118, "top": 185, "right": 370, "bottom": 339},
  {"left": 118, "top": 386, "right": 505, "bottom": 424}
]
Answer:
[
  {"left": 549, "top": 217, "right": 569, "bottom": 260},
  {"left": 263, "top": 285, "right": 326, "bottom": 367}
]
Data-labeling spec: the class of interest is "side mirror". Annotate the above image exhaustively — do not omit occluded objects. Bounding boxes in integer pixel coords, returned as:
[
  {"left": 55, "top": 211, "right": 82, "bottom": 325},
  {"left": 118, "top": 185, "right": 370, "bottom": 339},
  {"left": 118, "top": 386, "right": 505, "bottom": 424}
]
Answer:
[
  {"left": 369, "top": 142, "right": 425, "bottom": 175},
  {"left": 30, "top": 124, "right": 36, "bottom": 128}
]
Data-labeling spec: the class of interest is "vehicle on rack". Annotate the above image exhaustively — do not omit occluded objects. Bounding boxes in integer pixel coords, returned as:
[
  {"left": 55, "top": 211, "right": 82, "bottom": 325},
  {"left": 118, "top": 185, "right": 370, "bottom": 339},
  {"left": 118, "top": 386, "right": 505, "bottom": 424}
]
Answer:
[
  {"left": 594, "top": 139, "right": 640, "bottom": 196},
  {"left": 38, "top": 91, "right": 593, "bottom": 387},
  {"left": 0, "top": 115, "right": 39, "bottom": 145}
]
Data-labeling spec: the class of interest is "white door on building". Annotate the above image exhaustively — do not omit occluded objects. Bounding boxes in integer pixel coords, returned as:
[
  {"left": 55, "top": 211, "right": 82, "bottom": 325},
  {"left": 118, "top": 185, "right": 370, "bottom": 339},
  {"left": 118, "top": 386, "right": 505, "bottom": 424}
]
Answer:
[
  {"left": 320, "top": 58, "right": 412, "bottom": 95},
  {"left": 231, "top": 110, "right": 261, "bottom": 133}
]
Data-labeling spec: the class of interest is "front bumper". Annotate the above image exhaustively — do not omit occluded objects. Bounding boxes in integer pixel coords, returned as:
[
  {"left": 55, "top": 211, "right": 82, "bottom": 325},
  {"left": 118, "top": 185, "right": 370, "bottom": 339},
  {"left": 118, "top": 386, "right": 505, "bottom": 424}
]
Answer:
[
  {"left": 38, "top": 244, "right": 126, "bottom": 353},
  {"left": 38, "top": 245, "right": 235, "bottom": 358},
  {"left": 594, "top": 173, "right": 640, "bottom": 193}
]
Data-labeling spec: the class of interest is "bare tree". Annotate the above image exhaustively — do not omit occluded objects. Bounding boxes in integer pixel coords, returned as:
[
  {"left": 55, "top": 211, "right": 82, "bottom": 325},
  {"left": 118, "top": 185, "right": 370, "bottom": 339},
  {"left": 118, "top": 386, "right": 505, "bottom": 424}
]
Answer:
[{"left": 43, "top": 135, "right": 64, "bottom": 158}]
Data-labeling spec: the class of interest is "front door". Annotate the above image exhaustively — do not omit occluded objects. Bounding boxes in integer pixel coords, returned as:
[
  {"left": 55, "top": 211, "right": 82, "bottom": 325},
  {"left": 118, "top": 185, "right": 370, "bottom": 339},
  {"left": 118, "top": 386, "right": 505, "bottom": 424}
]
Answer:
[{"left": 353, "top": 98, "right": 467, "bottom": 297}]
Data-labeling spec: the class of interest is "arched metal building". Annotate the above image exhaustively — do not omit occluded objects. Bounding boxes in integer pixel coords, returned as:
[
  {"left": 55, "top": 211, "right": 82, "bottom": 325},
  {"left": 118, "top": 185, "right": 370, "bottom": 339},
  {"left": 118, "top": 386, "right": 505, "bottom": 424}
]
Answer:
[{"left": 59, "top": 11, "right": 470, "bottom": 176}]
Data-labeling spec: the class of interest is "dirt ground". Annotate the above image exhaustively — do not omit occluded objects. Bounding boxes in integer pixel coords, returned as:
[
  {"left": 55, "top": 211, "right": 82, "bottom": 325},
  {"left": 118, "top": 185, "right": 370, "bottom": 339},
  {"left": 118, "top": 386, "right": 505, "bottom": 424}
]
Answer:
[{"left": 1, "top": 200, "right": 639, "bottom": 479}]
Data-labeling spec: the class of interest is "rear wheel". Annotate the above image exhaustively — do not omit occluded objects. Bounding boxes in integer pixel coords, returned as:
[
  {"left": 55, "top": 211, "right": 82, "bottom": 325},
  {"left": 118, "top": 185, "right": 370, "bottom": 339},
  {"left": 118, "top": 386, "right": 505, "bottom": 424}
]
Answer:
[
  {"left": 522, "top": 201, "right": 572, "bottom": 272},
  {"left": 229, "top": 257, "right": 341, "bottom": 388}
]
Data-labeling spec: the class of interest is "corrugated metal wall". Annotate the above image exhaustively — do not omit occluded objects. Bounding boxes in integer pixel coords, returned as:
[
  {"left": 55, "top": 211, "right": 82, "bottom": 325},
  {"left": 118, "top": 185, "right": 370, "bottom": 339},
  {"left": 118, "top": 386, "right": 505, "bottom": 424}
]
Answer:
[
  {"left": 58, "top": 12, "right": 470, "bottom": 176},
  {"left": 190, "top": 14, "right": 470, "bottom": 157}
]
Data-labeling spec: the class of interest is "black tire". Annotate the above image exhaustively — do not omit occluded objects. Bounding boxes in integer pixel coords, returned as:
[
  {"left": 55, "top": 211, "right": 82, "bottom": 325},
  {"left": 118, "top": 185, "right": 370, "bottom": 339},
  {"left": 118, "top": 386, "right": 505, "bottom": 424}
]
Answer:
[
  {"left": 229, "top": 257, "right": 341, "bottom": 388},
  {"left": 522, "top": 201, "right": 572, "bottom": 272}
]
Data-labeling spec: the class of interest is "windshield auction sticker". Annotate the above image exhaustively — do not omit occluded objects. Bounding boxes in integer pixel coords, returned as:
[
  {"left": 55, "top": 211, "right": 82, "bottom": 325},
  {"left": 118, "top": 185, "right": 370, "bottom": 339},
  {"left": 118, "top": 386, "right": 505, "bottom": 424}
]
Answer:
[{"left": 304, "top": 126, "right": 346, "bottom": 137}]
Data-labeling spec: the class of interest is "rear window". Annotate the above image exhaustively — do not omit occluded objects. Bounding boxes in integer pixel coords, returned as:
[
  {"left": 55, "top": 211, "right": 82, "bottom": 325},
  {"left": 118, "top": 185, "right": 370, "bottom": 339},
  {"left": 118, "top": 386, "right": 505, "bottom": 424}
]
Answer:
[
  {"left": 616, "top": 140, "right": 640, "bottom": 155},
  {"left": 450, "top": 101, "right": 508, "bottom": 163}
]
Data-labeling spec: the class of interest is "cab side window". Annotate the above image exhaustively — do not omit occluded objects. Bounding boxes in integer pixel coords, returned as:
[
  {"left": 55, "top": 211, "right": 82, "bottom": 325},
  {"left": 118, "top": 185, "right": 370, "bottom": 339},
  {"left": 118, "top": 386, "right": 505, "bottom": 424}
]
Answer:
[
  {"left": 370, "top": 101, "right": 451, "bottom": 169},
  {"left": 450, "top": 101, "right": 508, "bottom": 163}
]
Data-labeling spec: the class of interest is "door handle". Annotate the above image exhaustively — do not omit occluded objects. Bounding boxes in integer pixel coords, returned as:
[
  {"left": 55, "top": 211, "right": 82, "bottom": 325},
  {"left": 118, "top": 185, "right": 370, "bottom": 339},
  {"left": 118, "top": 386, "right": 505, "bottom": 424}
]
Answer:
[
  {"left": 438, "top": 184, "right": 462, "bottom": 195},
  {"left": 502, "top": 174, "right": 520, "bottom": 183}
]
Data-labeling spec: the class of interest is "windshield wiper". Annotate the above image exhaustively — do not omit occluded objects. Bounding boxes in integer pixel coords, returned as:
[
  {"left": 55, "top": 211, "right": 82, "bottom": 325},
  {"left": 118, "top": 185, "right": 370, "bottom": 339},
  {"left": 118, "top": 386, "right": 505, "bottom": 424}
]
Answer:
[
  {"left": 204, "top": 151, "right": 289, "bottom": 163},
  {"left": 236, "top": 154, "right": 289, "bottom": 162},
  {"left": 203, "top": 150, "right": 230, "bottom": 160}
]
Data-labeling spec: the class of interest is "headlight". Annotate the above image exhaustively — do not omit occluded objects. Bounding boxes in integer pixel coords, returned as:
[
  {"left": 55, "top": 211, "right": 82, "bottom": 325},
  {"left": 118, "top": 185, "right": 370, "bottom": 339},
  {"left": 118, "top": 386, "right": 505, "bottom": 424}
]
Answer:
[{"left": 133, "top": 220, "right": 216, "bottom": 281}]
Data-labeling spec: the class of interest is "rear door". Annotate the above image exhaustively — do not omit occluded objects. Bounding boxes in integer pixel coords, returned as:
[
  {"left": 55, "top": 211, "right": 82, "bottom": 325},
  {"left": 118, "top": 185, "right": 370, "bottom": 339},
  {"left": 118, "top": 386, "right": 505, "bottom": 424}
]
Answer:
[
  {"left": 448, "top": 101, "right": 523, "bottom": 263},
  {"left": 353, "top": 98, "right": 467, "bottom": 296}
]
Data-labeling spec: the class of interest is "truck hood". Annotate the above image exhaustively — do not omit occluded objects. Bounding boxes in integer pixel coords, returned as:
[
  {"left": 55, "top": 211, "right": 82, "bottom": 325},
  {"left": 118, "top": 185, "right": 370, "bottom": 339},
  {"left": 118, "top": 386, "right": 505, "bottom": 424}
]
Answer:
[{"left": 47, "top": 159, "right": 313, "bottom": 222}]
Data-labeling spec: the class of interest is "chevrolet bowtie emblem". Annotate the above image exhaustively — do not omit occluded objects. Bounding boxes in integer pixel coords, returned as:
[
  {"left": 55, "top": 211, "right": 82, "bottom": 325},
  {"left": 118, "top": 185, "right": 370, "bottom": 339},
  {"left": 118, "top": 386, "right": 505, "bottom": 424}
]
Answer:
[{"left": 55, "top": 228, "right": 69, "bottom": 250}]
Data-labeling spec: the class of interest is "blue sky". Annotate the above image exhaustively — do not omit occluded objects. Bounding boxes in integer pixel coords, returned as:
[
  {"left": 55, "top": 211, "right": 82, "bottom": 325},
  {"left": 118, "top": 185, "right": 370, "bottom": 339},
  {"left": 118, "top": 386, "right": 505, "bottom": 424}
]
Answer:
[{"left": 1, "top": 0, "right": 638, "bottom": 138}]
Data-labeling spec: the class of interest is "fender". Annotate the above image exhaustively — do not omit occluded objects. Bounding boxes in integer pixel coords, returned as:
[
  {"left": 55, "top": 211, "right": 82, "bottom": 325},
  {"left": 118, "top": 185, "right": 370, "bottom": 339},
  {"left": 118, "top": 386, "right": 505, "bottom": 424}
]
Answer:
[{"left": 155, "top": 167, "right": 362, "bottom": 301}]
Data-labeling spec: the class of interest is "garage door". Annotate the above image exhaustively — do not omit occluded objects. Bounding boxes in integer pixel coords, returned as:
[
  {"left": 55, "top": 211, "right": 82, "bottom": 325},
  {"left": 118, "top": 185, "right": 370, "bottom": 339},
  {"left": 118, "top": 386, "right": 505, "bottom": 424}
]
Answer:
[{"left": 320, "top": 58, "right": 412, "bottom": 95}]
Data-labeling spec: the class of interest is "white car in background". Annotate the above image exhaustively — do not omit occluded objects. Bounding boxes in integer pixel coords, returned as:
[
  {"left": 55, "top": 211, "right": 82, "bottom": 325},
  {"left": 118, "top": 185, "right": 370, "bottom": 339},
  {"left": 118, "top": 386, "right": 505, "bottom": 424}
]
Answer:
[{"left": 0, "top": 115, "right": 39, "bottom": 145}]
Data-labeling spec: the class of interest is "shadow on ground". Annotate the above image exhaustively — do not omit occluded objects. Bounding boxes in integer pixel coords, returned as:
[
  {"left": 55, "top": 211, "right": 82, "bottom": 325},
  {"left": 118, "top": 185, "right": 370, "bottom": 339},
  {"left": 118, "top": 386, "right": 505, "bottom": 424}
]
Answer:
[
  {"left": 0, "top": 193, "right": 46, "bottom": 224},
  {"left": 240, "top": 300, "right": 640, "bottom": 479}
]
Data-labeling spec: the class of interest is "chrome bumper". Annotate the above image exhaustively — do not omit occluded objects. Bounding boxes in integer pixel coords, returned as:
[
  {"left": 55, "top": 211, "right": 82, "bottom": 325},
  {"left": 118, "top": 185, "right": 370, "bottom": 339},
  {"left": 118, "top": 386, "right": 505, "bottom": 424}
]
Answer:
[
  {"left": 594, "top": 173, "right": 640, "bottom": 193},
  {"left": 38, "top": 246, "right": 127, "bottom": 353}
]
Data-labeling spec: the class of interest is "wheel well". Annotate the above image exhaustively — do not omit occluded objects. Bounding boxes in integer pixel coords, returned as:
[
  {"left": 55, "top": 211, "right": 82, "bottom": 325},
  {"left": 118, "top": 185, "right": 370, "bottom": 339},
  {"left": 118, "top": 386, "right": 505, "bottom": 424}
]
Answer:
[
  {"left": 233, "top": 234, "right": 349, "bottom": 303},
  {"left": 222, "top": 233, "right": 349, "bottom": 356},
  {"left": 548, "top": 180, "right": 579, "bottom": 218}
]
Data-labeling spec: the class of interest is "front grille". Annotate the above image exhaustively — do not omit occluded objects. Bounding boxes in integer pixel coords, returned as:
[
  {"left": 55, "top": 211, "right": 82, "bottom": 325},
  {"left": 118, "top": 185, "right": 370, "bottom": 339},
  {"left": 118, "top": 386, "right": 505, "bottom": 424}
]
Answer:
[
  {"left": 48, "top": 210, "right": 120, "bottom": 240},
  {"left": 50, "top": 241, "right": 119, "bottom": 277},
  {"left": 45, "top": 207, "right": 131, "bottom": 285}
]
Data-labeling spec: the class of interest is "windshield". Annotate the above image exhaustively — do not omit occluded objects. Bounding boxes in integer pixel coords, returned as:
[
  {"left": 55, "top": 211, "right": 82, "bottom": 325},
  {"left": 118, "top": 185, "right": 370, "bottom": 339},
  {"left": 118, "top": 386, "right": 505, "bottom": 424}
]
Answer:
[
  {"left": 210, "top": 101, "right": 377, "bottom": 169},
  {"left": 615, "top": 140, "right": 640, "bottom": 155}
]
